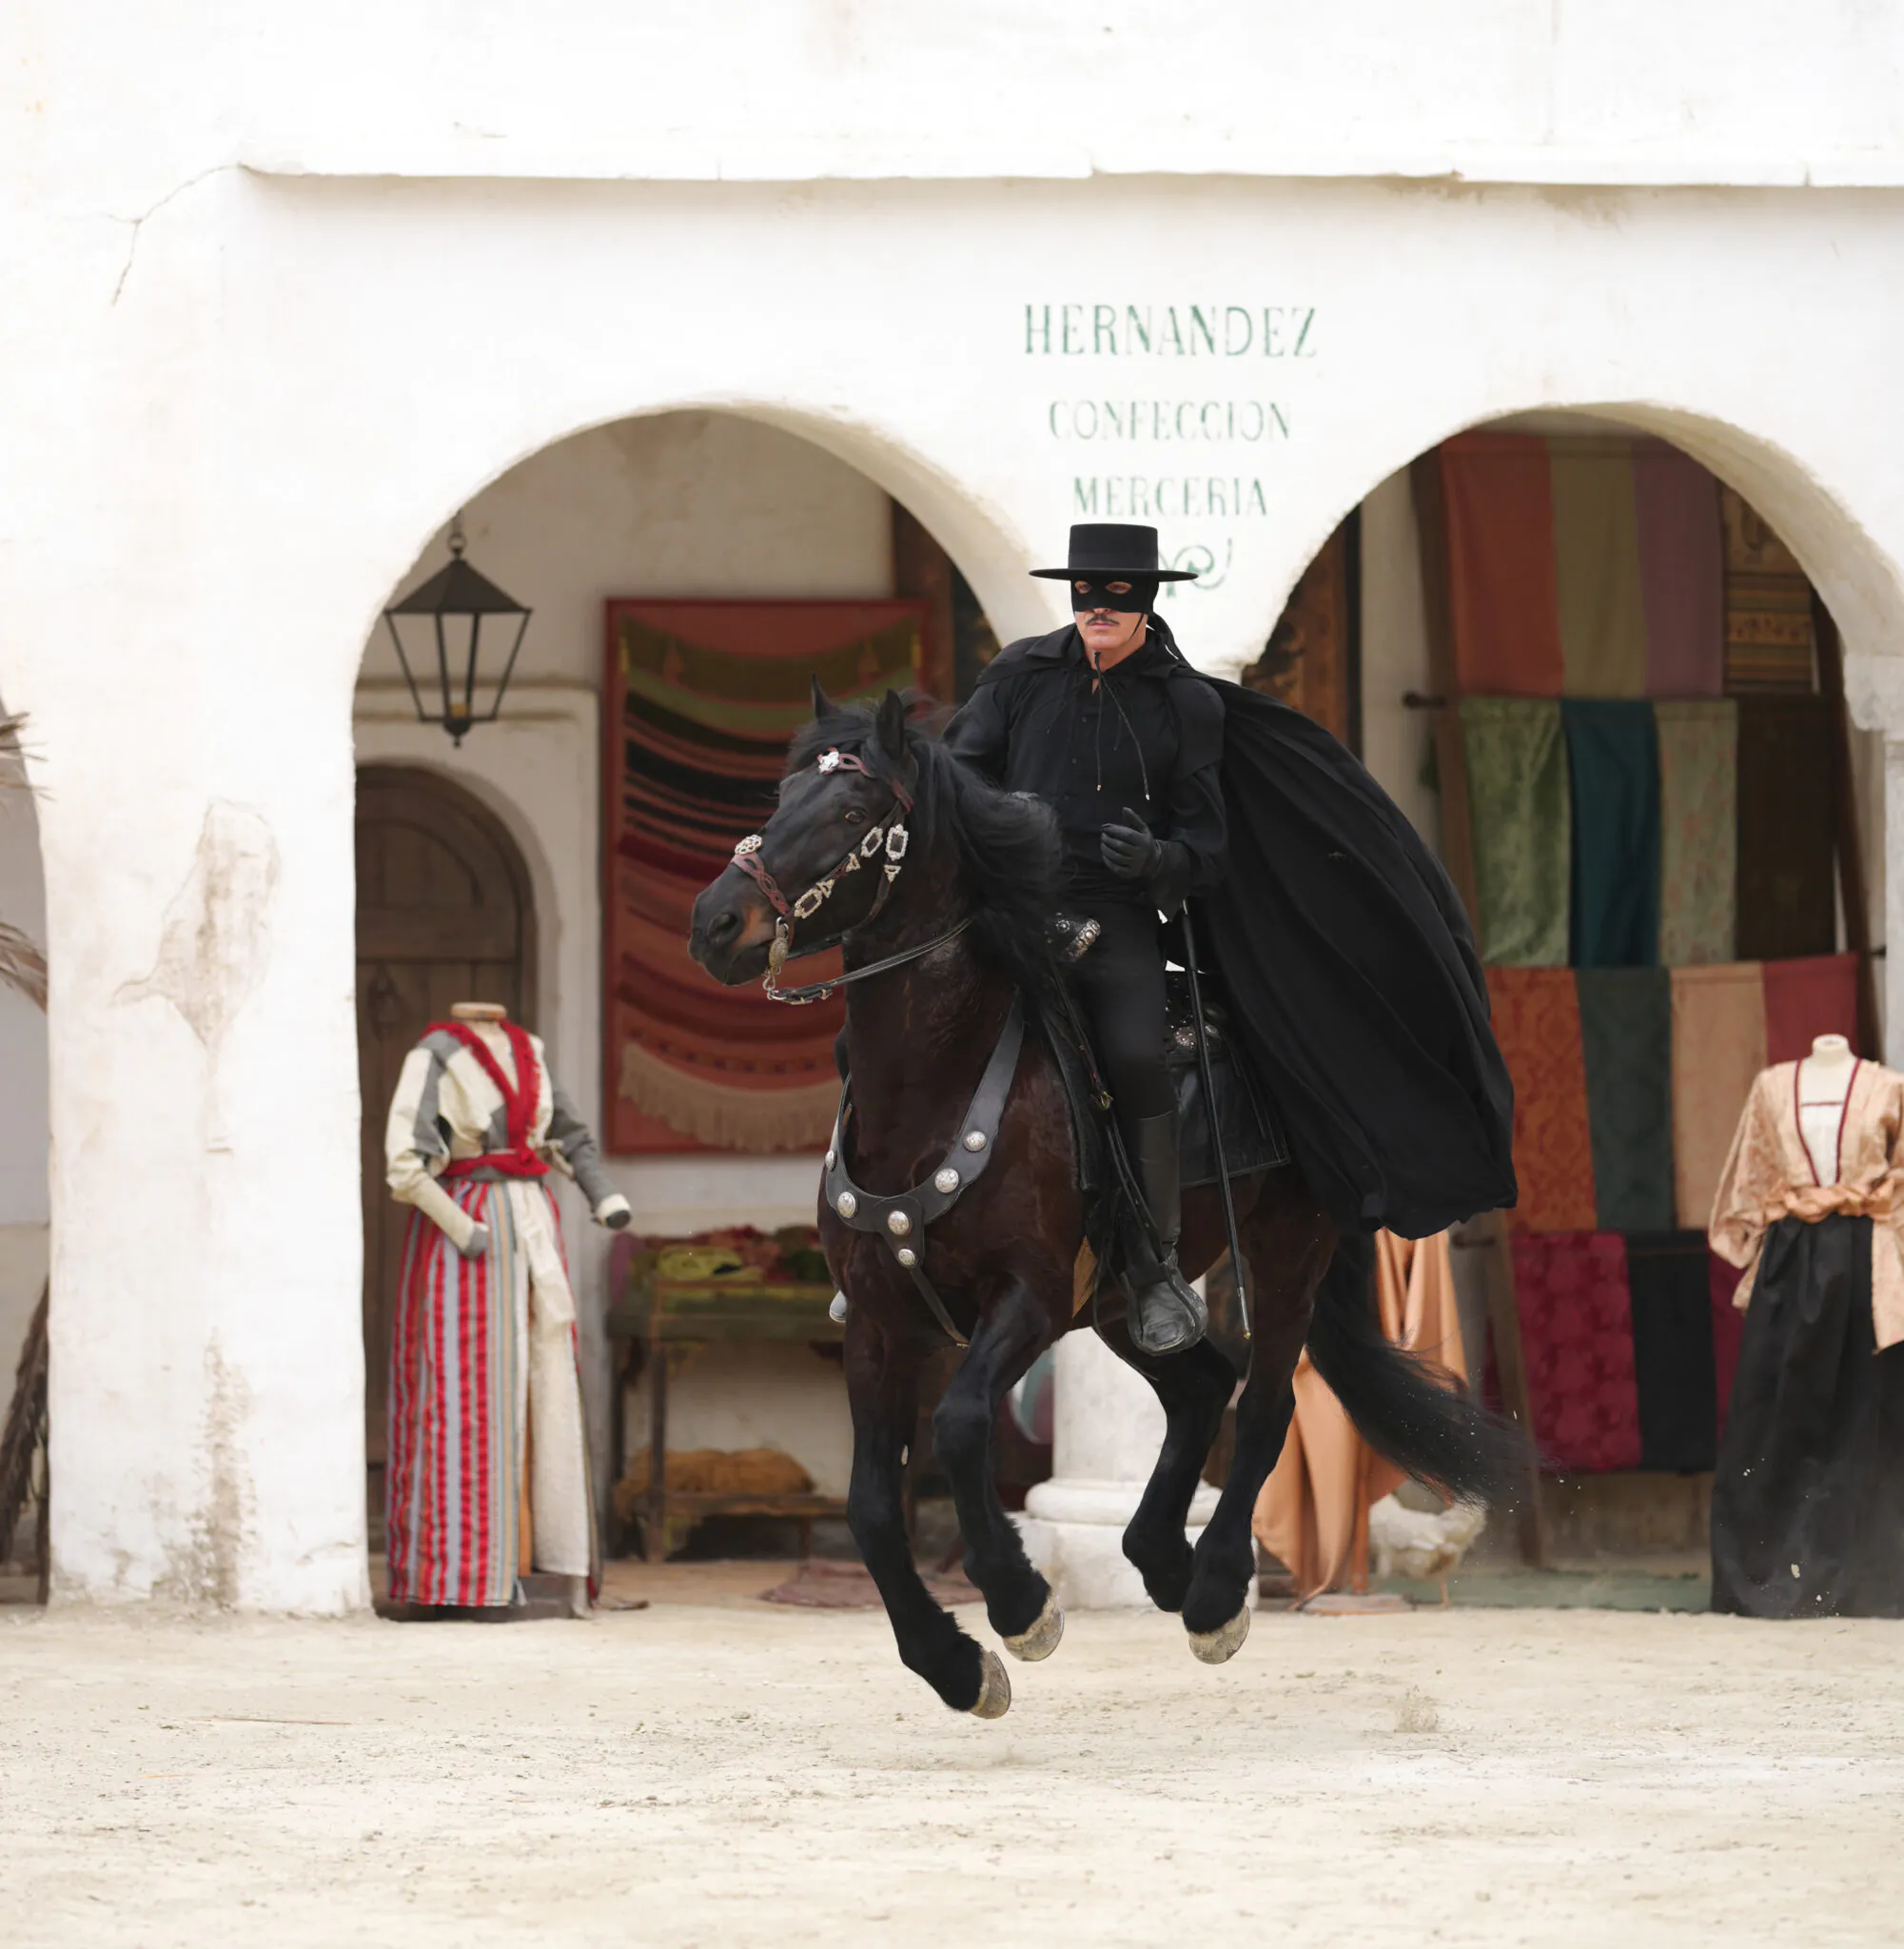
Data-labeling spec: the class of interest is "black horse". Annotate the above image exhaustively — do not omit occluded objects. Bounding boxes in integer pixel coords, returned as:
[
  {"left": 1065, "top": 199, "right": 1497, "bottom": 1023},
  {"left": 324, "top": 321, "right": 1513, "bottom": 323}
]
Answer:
[{"left": 689, "top": 689, "right": 1516, "bottom": 1719}]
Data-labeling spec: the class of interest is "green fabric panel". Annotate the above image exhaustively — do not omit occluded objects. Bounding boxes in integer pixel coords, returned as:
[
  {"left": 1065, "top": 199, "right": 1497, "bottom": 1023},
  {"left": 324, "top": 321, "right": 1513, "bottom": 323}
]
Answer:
[
  {"left": 1576, "top": 966, "right": 1677, "bottom": 1232},
  {"left": 1563, "top": 699, "right": 1660, "bottom": 968},
  {"left": 1460, "top": 698, "right": 1571, "bottom": 967},
  {"left": 1655, "top": 700, "right": 1737, "bottom": 966},
  {"left": 1550, "top": 438, "right": 1649, "bottom": 698}
]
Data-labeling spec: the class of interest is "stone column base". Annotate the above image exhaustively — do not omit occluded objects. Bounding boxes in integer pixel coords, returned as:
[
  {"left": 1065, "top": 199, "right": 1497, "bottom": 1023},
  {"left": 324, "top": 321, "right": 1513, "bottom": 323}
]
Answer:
[{"left": 1014, "top": 1477, "right": 1222, "bottom": 1610}]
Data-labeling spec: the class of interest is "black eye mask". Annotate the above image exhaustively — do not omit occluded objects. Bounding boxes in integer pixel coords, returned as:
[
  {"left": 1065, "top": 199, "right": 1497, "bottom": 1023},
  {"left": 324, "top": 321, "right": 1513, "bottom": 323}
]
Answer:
[{"left": 1070, "top": 575, "right": 1158, "bottom": 615}]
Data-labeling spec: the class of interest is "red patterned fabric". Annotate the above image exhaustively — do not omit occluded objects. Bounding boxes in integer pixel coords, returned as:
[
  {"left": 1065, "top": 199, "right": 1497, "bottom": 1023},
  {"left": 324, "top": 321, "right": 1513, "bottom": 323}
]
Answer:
[
  {"left": 1709, "top": 1251, "right": 1747, "bottom": 1438},
  {"left": 1762, "top": 952, "right": 1861, "bottom": 1066},
  {"left": 1485, "top": 968, "right": 1598, "bottom": 1232},
  {"left": 1510, "top": 1231, "right": 1643, "bottom": 1472}
]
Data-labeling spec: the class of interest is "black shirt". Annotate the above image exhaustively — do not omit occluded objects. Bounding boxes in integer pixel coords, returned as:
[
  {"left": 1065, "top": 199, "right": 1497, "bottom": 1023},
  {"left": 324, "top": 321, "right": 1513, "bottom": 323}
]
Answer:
[{"left": 944, "top": 621, "right": 1227, "bottom": 909}]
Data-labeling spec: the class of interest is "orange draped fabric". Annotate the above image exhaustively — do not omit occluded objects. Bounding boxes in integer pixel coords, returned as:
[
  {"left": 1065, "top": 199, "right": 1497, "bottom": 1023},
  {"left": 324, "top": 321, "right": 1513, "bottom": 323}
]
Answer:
[
  {"left": 1484, "top": 967, "right": 1598, "bottom": 1232},
  {"left": 1252, "top": 1232, "right": 1467, "bottom": 1599}
]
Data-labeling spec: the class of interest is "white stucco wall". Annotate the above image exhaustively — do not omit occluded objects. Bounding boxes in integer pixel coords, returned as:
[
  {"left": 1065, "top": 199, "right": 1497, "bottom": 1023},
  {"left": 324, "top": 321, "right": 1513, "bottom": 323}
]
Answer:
[
  {"left": 20, "top": 3, "right": 1904, "bottom": 191},
  {"left": 11, "top": 8, "right": 1904, "bottom": 1609}
]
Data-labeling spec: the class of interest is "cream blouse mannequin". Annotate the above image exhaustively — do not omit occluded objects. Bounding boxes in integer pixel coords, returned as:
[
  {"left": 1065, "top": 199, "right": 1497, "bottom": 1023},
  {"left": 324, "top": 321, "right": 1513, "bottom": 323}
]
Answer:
[{"left": 1796, "top": 1034, "right": 1857, "bottom": 1185}]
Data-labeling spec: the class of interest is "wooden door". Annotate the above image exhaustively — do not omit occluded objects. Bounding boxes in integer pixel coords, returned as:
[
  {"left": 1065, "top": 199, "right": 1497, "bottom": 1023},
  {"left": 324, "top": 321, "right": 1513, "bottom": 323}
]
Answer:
[{"left": 356, "top": 767, "right": 536, "bottom": 1469}]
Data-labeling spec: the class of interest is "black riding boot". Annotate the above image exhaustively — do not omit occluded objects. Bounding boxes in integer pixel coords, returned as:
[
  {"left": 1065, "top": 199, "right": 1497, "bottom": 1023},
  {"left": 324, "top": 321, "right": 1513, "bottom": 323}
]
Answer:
[{"left": 1123, "top": 1109, "right": 1207, "bottom": 1356}]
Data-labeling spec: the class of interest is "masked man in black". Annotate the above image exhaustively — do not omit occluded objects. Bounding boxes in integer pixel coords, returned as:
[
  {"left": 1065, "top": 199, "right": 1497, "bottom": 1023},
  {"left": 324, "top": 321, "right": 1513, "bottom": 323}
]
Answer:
[{"left": 945, "top": 523, "right": 1225, "bottom": 1356}]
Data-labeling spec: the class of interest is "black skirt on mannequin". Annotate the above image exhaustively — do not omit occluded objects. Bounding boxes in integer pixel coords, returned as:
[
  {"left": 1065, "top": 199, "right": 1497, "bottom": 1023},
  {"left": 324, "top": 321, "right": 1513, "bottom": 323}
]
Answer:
[{"left": 1710, "top": 1213, "right": 1904, "bottom": 1618}]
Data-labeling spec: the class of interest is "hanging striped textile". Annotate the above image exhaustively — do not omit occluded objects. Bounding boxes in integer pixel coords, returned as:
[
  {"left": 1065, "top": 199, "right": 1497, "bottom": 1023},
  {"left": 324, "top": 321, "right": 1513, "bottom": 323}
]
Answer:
[
  {"left": 1720, "top": 485, "right": 1816, "bottom": 692},
  {"left": 603, "top": 600, "right": 923, "bottom": 1153},
  {"left": 1438, "top": 433, "right": 1724, "bottom": 699}
]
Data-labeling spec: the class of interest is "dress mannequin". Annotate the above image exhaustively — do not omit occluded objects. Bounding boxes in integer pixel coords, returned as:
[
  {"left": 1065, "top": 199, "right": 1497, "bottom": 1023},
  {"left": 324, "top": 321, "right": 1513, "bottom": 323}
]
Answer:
[
  {"left": 1796, "top": 1033, "right": 1857, "bottom": 1185},
  {"left": 383, "top": 1001, "right": 628, "bottom": 1614},
  {"left": 1708, "top": 1039, "right": 1904, "bottom": 1617}
]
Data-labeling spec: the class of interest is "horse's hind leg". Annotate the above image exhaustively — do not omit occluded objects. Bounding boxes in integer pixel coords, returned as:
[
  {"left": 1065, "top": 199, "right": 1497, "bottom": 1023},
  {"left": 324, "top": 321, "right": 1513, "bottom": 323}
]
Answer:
[
  {"left": 1095, "top": 1317, "right": 1236, "bottom": 1613},
  {"left": 1180, "top": 1198, "right": 1336, "bottom": 1659},
  {"left": 845, "top": 1315, "right": 1008, "bottom": 1718},
  {"left": 931, "top": 1275, "right": 1064, "bottom": 1660}
]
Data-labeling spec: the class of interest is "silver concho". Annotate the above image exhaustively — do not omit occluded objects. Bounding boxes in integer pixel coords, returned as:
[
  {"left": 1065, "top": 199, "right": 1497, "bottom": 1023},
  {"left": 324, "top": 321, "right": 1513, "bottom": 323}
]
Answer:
[
  {"left": 817, "top": 749, "right": 843, "bottom": 773},
  {"left": 835, "top": 1191, "right": 857, "bottom": 1219},
  {"left": 825, "top": 1149, "right": 836, "bottom": 1170},
  {"left": 886, "top": 1210, "right": 913, "bottom": 1237},
  {"left": 735, "top": 834, "right": 761, "bottom": 856},
  {"left": 828, "top": 1292, "right": 848, "bottom": 1324},
  {"left": 963, "top": 1130, "right": 988, "bottom": 1152},
  {"left": 895, "top": 1248, "right": 917, "bottom": 1268},
  {"left": 933, "top": 1167, "right": 960, "bottom": 1194}
]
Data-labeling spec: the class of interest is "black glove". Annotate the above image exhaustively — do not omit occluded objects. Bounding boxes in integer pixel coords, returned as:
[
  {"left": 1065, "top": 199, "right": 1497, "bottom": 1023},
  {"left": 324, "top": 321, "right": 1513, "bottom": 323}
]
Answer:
[{"left": 1100, "top": 806, "right": 1164, "bottom": 883}]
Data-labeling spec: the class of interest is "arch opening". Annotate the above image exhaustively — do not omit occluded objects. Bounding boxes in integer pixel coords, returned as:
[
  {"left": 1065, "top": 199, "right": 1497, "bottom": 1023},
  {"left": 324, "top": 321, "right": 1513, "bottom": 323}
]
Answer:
[
  {"left": 351, "top": 407, "right": 1028, "bottom": 1587},
  {"left": 1239, "top": 407, "right": 1885, "bottom": 1586}
]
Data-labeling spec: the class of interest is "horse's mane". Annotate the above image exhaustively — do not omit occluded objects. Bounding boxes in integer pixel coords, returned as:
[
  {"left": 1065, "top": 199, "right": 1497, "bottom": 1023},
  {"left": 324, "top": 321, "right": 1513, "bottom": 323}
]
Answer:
[{"left": 788, "top": 701, "right": 1060, "bottom": 995}]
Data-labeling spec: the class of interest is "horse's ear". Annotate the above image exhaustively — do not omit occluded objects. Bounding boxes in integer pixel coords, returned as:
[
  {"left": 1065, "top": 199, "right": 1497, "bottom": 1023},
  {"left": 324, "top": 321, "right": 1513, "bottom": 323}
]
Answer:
[
  {"left": 811, "top": 676, "right": 835, "bottom": 719},
  {"left": 874, "top": 689, "right": 907, "bottom": 760}
]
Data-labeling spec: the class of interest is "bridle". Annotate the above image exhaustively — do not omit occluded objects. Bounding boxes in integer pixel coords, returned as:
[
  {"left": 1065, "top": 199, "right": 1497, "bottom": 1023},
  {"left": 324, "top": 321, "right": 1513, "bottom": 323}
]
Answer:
[{"left": 730, "top": 745, "right": 969, "bottom": 1006}]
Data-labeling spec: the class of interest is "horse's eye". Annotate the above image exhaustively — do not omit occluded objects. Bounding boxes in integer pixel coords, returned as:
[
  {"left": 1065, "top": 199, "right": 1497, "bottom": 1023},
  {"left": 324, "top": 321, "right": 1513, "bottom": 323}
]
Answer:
[{"left": 843, "top": 809, "right": 865, "bottom": 825}]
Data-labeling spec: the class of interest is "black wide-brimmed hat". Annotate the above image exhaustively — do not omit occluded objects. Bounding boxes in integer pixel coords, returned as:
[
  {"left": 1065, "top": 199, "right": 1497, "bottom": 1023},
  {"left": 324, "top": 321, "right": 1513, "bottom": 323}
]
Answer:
[{"left": 1030, "top": 522, "right": 1197, "bottom": 581}]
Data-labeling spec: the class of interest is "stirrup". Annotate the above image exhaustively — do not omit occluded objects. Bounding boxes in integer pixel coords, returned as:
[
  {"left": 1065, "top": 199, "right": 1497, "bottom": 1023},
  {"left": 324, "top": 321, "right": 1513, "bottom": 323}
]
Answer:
[{"left": 1127, "top": 1252, "right": 1207, "bottom": 1357}]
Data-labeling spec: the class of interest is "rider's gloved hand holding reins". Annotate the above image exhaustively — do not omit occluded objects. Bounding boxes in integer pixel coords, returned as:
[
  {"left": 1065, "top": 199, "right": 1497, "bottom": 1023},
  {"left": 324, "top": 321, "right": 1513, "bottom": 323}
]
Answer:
[{"left": 1100, "top": 805, "right": 1189, "bottom": 900}]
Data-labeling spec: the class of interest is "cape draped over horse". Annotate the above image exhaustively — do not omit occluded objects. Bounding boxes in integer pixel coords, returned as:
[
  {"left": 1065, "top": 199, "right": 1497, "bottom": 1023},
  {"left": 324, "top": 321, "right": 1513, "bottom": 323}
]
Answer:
[{"left": 689, "top": 686, "right": 1521, "bottom": 1719}]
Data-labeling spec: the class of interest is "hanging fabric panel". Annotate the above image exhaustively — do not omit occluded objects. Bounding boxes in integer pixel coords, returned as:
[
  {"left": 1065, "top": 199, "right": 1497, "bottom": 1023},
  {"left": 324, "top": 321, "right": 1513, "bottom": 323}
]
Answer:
[
  {"left": 1720, "top": 485, "right": 1816, "bottom": 693},
  {"left": 1459, "top": 699, "right": 1571, "bottom": 967},
  {"left": 602, "top": 600, "right": 922, "bottom": 1153},
  {"left": 1485, "top": 967, "right": 1598, "bottom": 1233},
  {"left": 1669, "top": 962, "right": 1768, "bottom": 1229},
  {"left": 1654, "top": 700, "right": 1738, "bottom": 966},
  {"left": 1438, "top": 434, "right": 1566, "bottom": 697},
  {"left": 1576, "top": 967, "right": 1676, "bottom": 1233},
  {"left": 1549, "top": 439, "right": 1649, "bottom": 698},
  {"left": 1562, "top": 699, "right": 1660, "bottom": 968},
  {"left": 1623, "top": 1230, "right": 1718, "bottom": 1472},
  {"left": 1762, "top": 952, "right": 1862, "bottom": 1065},
  {"left": 1510, "top": 1230, "right": 1643, "bottom": 1473},
  {"left": 1632, "top": 442, "right": 1725, "bottom": 699},
  {"left": 1735, "top": 694, "right": 1835, "bottom": 961}
]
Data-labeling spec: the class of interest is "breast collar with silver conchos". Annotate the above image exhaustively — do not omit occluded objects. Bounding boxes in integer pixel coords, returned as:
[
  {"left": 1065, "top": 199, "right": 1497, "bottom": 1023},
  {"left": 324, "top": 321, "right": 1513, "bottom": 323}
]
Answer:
[{"left": 821, "top": 992, "right": 1025, "bottom": 1347}]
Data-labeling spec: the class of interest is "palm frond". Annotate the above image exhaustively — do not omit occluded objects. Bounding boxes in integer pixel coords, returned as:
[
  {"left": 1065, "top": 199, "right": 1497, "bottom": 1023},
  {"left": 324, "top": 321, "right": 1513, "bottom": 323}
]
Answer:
[
  {"left": 0, "top": 922, "right": 46, "bottom": 1012},
  {"left": 0, "top": 1286, "right": 48, "bottom": 1573}
]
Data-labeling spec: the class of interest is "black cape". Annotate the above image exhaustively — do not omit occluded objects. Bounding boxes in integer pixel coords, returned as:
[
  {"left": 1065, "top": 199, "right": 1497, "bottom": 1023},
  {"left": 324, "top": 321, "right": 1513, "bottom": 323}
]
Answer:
[{"left": 1192, "top": 675, "right": 1517, "bottom": 1238}]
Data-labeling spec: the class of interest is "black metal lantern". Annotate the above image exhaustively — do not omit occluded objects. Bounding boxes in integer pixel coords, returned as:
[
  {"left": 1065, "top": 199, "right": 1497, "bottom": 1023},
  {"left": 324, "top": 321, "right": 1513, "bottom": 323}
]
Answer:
[{"left": 381, "top": 518, "right": 533, "bottom": 745}]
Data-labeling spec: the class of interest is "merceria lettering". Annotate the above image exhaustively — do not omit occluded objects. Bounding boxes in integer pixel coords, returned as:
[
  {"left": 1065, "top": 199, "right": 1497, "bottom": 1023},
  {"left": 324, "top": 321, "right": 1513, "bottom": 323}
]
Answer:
[{"left": 1070, "top": 478, "right": 1271, "bottom": 520}]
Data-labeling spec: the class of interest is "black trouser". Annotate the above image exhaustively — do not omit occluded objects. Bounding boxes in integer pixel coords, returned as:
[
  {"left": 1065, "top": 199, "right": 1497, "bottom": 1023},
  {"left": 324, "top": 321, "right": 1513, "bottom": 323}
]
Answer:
[{"left": 1070, "top": 901, "right": 1173, "bottom": 1129}]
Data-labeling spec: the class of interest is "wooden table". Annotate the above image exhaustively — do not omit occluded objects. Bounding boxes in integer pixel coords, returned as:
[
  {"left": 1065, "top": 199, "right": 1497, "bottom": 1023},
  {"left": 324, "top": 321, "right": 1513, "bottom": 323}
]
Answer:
[{"left": 606, "top": 1272, "right": 846, "bottom": 1561}]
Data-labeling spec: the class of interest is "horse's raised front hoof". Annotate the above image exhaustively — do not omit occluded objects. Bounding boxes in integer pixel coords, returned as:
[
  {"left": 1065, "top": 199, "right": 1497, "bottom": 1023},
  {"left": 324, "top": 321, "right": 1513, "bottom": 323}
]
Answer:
[
  {"left": 967, "top": 1648, "right": 1013, "bottom": 1719},
  {"left": 1002, "top": 1593, "right": 1065, "bottom": 1663},
  {"left": 1187, "top": 1604, "right": 1251, "bottom": 1665}
]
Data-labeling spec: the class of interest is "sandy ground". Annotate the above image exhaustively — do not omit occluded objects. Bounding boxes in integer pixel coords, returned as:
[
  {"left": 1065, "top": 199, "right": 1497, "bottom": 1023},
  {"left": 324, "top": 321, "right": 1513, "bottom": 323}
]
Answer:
[{"left": 5, "top": 1569, "right": 1904, "bottom": 1947}]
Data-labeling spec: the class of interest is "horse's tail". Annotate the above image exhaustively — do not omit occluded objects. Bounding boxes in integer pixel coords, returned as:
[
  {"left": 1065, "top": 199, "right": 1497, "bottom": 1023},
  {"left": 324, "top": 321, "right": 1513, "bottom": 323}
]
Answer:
[{"left": 1303, "top": 1230, "right": 1529, "bottom": 1506}]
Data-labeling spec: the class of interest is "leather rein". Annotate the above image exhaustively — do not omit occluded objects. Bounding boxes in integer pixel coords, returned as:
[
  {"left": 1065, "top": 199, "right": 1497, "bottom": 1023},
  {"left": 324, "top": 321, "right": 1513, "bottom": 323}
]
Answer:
[{"left": 731, "top": 745, "right": 969, "bottom": 1006}]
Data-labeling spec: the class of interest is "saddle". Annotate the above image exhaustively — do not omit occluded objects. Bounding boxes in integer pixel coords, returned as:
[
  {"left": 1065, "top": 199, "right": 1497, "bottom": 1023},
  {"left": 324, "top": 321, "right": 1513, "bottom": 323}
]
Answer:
[{"left": 1043, "top": 966, "right": 1290, "bottom": 1199}]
